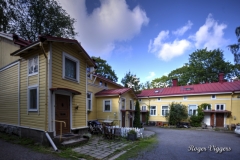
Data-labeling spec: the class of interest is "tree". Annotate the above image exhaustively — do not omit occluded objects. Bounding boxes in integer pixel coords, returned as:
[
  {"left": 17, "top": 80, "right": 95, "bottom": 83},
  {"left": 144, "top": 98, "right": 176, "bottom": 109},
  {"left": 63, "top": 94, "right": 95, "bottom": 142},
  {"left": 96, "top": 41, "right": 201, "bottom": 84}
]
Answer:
[
  {"left": 92, "top": 56, "right": 118, "bottom": 82},
  {"left": 3, "top": 0, "right": 77, "bottom": 41},
  {"left": 151, "top": 75, "right": 170, "bottom": 88},
  {"left": 188, "top": 48, "right": 236, "bottom": 84},
  {"left": 133, "top": 100, "right": 141, "bottom": 128},
  {"left": 165, "top": 102, "right": 188, "bottom": 125},
  {"left": 0, "top": 0, "right": 9, "bottom": 32},
  {"left": 228, "top": 26, "right": 240, "bottom": 65},
  {"left": 168, "top": 65, "right": 190, "bottom": 86},
  {"left": 121, "top": 71, "right": 140, "bottom": 92}
]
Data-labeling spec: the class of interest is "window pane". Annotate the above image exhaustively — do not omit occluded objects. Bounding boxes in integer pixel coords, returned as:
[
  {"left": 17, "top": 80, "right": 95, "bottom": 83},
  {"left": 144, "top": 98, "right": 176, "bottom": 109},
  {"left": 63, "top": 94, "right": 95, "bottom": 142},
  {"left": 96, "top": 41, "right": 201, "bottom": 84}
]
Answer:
[
  {"left": 162, "top": 110, "right": 164, "bottom": 115},
  {"left": 221, "top": 105, "right": 224, "bottom": 110},
  {"left": 105, "top": 101, "right": 110, "bottom": 111},
  {"left": 162, "top": 106, "right": 168, "bottom": 109},
  {"left": 65, "top": 58, "right": 76, "bottom": 79},
  {"left": 88, "top": 100, "right": 91, "bottom": 109},
  {"left": 30, "top": 89, "right": 37, "bottom": 109},
  {"left": 87, "top": 93, "right": 91, "bottom": 98},
  {"left": 217, "top": 105, "right": 219, "bottom": 110}
]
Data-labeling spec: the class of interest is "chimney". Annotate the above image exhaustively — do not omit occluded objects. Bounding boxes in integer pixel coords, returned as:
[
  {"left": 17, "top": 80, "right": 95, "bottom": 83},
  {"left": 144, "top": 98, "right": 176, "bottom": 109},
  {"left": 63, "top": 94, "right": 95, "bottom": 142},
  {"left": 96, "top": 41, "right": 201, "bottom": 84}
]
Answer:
[
  {"left": 219, "top": 73, "right": 224, "bottom": 83},
  {"left": 172, "top": 79, "right": 178, "bottom": 87}
]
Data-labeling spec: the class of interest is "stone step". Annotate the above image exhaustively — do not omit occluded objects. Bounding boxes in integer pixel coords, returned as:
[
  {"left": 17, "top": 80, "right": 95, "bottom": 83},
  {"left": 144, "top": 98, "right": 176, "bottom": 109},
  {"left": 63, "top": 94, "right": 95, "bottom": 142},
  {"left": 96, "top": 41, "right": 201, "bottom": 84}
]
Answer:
[{"left": 61, "top": 138, "right": 88, "bottom": 147}]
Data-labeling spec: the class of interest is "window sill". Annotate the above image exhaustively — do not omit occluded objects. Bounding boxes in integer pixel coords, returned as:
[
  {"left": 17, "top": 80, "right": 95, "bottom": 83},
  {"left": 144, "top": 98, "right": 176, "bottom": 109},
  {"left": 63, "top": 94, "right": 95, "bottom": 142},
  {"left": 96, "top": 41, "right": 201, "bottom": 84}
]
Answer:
[
  {"left": 63, "top": 77, "right": 79, "bottom": 83},
  {"left": 28, "top": 109, "right": 38, "bottom": 112},
  {"left": 103, "top": 111, "right": 111, "bottom": 112},
  {"left": 28, "top": 72, "right": 38, "bottom": 77}
]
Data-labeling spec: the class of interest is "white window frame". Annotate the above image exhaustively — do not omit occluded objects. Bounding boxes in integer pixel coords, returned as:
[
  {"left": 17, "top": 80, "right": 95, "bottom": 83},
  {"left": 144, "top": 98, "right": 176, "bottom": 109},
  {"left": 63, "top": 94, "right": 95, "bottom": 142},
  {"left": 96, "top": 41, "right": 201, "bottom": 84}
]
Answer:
[
  {"left": 150, "top": 106, "right": 157, "bottom": 116},
  {"left": 27, "top": 85, "right": 39, "bottom": 111},
  {"left": 103, "top": 100, "right": 111, "bottom": 112},
  {"left": 161, "top": 105, "right": 169, "bottom": 116},
  {"left": 142, "top": 106, "right": 147, "bottom": 111},
  {"left": 99, "top": 80, "right": 103, "bottom": 86},
  {"left": 86, "top": 67, "right": 92, "bottom": 80},
  {"left": 87, "top": 92, "right": 92, "bottom": 111},
  {"left": 129, "top": 99, "right": 133, "bottom": 110},
  {"left": 62, "top": 52, "right": 80, "bottom": 83},
  {"left": 157, "top": 97, "right": 161, "bottom": 101},
  {"left": 28, "top": 55, "right": 39, "bottom": 76},
  {"left": 204, "top": 104, "right": 211, "bottom": 110},
  {"left": 139, "top": 99, "right": 142, "bottom": 102},
  {"left": 211, "top": 95, "right": 216, "bottom": 99},
  {"left": 188, "top": 105, "right": 197, "bottom": 116},
  {"left": 121, "top": 98, "right": 126, "bottom": 110},
  {"left": 183, "top": 96, "right": 188, "bottom": 100},
  {"left": 215, "top": 104, "right": 225, "bottom": 110}
]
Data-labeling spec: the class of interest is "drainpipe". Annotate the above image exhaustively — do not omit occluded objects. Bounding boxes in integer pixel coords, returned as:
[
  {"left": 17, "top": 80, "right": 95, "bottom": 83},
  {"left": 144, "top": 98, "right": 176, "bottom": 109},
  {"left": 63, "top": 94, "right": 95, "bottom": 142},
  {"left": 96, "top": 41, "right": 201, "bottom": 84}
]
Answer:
[
  {"left": 40, "top": 42, "right": 58, "bottom": 151},
  {"left": 119, "top": 94, "right": 121, "bottom": 126},
  {"left": 230, "top": 92, "right": 234, "bottom": 127}
]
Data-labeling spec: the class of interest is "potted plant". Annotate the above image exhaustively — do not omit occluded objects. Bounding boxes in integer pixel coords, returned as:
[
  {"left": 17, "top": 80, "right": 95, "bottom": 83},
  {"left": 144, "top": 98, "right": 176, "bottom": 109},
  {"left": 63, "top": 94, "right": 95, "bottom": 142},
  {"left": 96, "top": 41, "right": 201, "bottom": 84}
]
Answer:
[{"left": 127, "top": 130, "right": 137, "bottom": 141}]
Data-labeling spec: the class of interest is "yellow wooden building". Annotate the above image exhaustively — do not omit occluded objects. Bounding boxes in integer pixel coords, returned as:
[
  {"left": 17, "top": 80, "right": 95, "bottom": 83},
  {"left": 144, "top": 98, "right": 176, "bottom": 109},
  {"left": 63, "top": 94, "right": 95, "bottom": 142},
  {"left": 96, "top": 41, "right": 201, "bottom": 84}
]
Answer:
[
  {"left": 0, "top": 34, "right": 96, "bottom": 142},
  {"left": 137, "top": 78, "right": 240, "bottom": 128}
]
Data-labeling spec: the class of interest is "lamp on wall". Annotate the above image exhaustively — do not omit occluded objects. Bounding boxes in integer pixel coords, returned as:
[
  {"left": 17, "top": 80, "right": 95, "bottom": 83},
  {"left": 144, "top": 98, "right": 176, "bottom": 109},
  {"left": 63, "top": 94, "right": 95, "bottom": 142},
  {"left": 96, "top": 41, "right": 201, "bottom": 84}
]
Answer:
[
  {"left": 75, "top": 105, "right": 79, "bottom": 110},
  {"left": 234, "top": 116, "right": 236, "bottom": 120},
  {"left": 114, "top": 112, "right": 116, "bottom": 118}
]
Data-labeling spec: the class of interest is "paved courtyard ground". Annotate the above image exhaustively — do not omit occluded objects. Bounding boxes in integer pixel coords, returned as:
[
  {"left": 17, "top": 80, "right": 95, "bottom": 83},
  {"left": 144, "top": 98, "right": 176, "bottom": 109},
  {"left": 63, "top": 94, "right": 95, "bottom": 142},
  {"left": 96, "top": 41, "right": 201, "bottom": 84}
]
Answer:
[{"left": 131, "top": 126, "right": 240, "bottom": 160}]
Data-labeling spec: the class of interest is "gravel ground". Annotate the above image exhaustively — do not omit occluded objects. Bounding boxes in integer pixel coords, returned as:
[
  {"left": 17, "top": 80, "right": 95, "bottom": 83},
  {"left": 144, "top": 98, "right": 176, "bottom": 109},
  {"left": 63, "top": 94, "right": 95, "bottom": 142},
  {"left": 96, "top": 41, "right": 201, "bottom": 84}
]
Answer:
[
  {"left": 131, "top": 126, "right": 240, "bottom": 160},
  {"left": 0, "top": 139, "right": 66, "bottom": 160}
]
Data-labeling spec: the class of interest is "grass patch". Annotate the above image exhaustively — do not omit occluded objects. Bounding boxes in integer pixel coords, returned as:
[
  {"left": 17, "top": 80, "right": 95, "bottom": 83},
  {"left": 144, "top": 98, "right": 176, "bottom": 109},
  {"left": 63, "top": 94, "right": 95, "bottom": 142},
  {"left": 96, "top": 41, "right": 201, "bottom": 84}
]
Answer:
[{"left": 114, "top": 135, "right": 157, "bottom": 160}]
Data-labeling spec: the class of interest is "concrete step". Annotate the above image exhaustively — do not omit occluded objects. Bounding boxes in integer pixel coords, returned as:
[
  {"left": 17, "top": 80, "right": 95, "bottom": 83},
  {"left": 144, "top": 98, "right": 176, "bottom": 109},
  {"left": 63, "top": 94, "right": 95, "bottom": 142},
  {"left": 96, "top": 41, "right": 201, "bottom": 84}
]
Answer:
[{"left": 61, "top": 138, "right": 88, "bottom": 147}]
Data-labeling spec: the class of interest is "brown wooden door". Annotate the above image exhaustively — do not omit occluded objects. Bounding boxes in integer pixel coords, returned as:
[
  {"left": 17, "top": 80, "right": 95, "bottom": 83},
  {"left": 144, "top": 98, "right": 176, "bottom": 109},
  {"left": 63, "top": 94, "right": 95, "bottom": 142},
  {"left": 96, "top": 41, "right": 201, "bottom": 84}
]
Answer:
[
  {"left": 55, "top": 94, "right": 70, "bottom": 135},
  {"left": 142, "top": 113, "right": 146, "bottom": 123},
  {"left": 216, "top": 113, "right": 224, "bottom": 127},
  {"left": 122, "top": 112, "right": 125, "bottom": 127},
  {"left": 210, "top": 113, "right": 214, "bottom": 126},
  {"left": 129, "top": 112, "right": 133, "bottom": 127}
]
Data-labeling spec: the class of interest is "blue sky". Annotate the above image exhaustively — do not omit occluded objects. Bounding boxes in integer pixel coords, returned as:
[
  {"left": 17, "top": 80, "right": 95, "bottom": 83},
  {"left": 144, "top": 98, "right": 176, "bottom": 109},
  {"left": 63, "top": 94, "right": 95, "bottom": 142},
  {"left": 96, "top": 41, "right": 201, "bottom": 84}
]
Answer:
[{"left": 58, "top": 0, "right": 240, "bottom": 84}]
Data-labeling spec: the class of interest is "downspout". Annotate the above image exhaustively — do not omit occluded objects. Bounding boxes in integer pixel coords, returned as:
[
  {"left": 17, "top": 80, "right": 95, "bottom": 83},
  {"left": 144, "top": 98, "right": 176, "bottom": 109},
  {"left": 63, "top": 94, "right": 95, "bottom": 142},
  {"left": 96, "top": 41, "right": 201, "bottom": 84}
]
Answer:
[
  {"left": 40, "top": 42, "right": 58, "bottom": 151},
  {"left": 86, "top": 63, "right": 88, "bottom": 126},
  {"left": 18, "top": 61, "right": 20, "bottom": 126},
  {"left": 230, "top": 92, "right": 234, "bottom": 126},
  {"left": 39, "top": 42, "right": 48, "bottom": 131},
  {"left": 119, "top": 94, "right": 121, "bottom": 126}
]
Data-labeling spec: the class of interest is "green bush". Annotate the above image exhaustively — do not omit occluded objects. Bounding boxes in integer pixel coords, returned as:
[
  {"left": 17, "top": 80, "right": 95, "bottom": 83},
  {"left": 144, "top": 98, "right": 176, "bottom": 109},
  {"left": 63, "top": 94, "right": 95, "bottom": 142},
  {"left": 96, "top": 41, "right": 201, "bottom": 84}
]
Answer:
[
  {"left": 165, "top": 102, "right": 188, "bottom": 125},
  {"left": 189, "top": 103, "right": 210, "bottom": 127}
]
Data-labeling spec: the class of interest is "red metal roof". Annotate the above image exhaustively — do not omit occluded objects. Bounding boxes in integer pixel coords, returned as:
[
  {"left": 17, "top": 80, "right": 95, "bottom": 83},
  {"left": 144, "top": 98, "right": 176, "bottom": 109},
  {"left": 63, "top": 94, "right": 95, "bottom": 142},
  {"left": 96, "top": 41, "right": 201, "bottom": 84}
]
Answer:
[
  {"left": 95, "top": 88, "right": 137, "bottom": 98},
  {"left": 137, "top": 81, "right": 240, "bottom": 97}
]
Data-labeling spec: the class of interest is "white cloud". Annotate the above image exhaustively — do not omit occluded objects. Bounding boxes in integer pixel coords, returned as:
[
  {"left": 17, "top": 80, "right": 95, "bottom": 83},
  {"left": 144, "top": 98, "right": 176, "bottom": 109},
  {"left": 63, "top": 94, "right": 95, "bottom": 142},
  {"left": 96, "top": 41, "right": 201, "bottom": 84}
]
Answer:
[
  {"left": 148, "top": 30, "right": 191, "bottom": 61},
  {"left": 190, "top": 14, "right": 228, "bottom": 50},
  {"left": 58, "top": 0, "right": 149, "bottom": 56},
  {"left": 145, "top": 71, "right": 156, "bottom": 80},
  {"left": 172, "top": 20, "right": 193, "bottom": 36}
]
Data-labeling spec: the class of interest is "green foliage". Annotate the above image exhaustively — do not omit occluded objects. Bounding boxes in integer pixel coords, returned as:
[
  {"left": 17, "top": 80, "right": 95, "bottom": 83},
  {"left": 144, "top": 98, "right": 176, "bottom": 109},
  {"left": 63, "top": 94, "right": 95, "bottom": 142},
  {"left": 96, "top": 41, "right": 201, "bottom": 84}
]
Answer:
[
  {"left": 228, "top": 26, "right": 240, "bottom": 78},
  {"left": 121, "top": 71, "right": 140, "bottom": 92},
  {"left": 2, "top": 0, "right": 77, "bottom": 41},
  {"left": 92, "top": 56, "right": 118, "bottom": 82},
  {"left": 165, "top": 102, "right": 188, "bottom": 125},
  {"left": 0, "top": 0, "right": 9, "bottom": 32},
  {"left": 168, "top": 65, "right": 190, "bottom": 86},
  {"left": 151, "top": 75, "right": 170, "bottom": 88},
  {"left": 133, "top": 100, "right": 141, "bottom": 128},
  {"left": 189, "top": 103, "right": 210, "bottom": 127},
  {"left": 188, "top": 48, "right": 237, "bottom": 83},
  {"left": 128, "top": 130, "right": 136, "bottom": 134}
]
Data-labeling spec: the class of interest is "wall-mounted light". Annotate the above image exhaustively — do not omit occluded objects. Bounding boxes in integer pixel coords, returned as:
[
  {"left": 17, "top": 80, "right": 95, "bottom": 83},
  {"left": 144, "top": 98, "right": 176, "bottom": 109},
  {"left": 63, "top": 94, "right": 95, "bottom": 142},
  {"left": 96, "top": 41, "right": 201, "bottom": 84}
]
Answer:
[
  {"left": 114, "top": 112, "right": 116, "bottom": 117},
  {"left": 75, "top": 105, "right": 79, "bottom": 110},
  {"left": 234, "top": 116, "right": 236, "bottom": 120}
]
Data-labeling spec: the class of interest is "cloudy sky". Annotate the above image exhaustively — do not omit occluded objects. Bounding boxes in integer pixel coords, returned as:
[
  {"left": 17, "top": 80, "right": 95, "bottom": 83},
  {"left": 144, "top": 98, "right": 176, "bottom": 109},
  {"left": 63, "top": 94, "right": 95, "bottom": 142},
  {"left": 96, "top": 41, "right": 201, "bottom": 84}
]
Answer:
[{"left": 58, "top": 0, "right": 239, "bottom": 84}]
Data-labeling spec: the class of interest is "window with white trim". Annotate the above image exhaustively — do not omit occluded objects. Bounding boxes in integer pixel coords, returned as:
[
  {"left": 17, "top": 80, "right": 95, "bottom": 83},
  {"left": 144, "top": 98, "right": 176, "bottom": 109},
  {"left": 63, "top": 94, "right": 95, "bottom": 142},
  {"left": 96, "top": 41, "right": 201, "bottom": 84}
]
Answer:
[
  {"left": 216, "top": 104, "right": 225, "bottom": 110},
  {"left": 204, "top": 105, "right": 211, "bottom": 110},
  {"left": 211, "top": 95, "right": 216, "bottom": 99},
  {"left": 162, "top": 106, "right": 169, "bottom": 116},
  {"left": 157, "top": 97, "right": 161, "bottom": 101},
  {"left": 28, "top": 56, "right": 38, "bottom": 76},
  {"left": 183, "top": 96, "right": 187, "bottom": 100},
  {"left": 62, "top": 52, "right": 79, "bottom": 82},
  {"left": 99, "top": 81, "right": 102, "bottom": 86},
  {"left": 130, "top": 100, "right": 133, "bottom": 110},
  {"left": 188, "top": 105, "right": 197, "bottom": 116},
  {"left": 87, "top": 92, "right": 92, "bottom": 110},
  {"left": 142, "top": 106, "right": 147, "bottom": 111},
  {"left": 121, "top": 98, "right": 125, "bottom": 109},
  {"left": 28, "top": 85, "right": 39, "bottom": 111},
  {"left": 139, "top": 99, "right": 142, "bottom": 102},
  {"left": 87, "top": 67, "right": 92, "bottom": 79},
  {"left": 103, "top": 100, "right": 111, "bottom": 112},
  {"left": 150, "top": 106, "right": 156, "bottom": 116}
]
